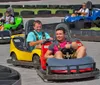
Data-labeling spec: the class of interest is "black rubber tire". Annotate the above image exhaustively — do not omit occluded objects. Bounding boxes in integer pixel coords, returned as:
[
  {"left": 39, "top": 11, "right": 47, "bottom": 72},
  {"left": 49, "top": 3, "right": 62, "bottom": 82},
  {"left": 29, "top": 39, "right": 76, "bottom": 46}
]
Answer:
[
  {"left": 11, "top": 53, "right": 18, "bottom": 66},
  {"left": 56, "top": 10, "right": 69, "bottom": 15},
  {"left": 0, "top": 65, "right": 20, "bottom": 80},
  {"left": 12, "top": 5, "right": 23, "bottom": 8},
  {"left": 24, "top": 5, "right": 36, "bottom": 9},
  {"left": 94, "top": 18, "right": 100, "bottom": 27},
  {"left": 14, "top": 12, "right": 19, "bottom": 16},
  {"left": 36, "top": 5, "right": 48, "bottom": 8},
  {"left": 10, "top": 24, "right": 23, "bottom": 35},
  {"left": 20, "top": 10, "right": 34, "bottom": 18},
  {"left": 32, "top": 55, "right": 40, "bottom": 68},
  {"left": 0, "top": 13, "right": 3, "bottom": 17},
  {"left": 38, "top": 10, "right": 51, "bottom": 15}
]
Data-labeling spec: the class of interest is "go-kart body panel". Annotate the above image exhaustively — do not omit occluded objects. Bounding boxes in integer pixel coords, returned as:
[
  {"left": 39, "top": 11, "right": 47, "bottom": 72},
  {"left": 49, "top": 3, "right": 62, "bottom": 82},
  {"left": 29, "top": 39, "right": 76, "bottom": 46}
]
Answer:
[
  {"left": 3, "top": 16, "right": 23, "bottom": 30},
  {"left": 64, "top": 15, "right": 84, "bottom": 22},
  {"left": 46, "top": 56, "right": 95, "bottom": 75},
  {"left": 11, "top": 34, "right": 24, "bottom": 38},
  {"left": 37, "top": 23, "right": 100, "bottom": 81},
  {"left": 62, "top": 8, "right": 100, "bottom": 41},
  {"left": 10, "top": 34, "right": 41, "bottom": 61},
  {"left": 7, "top": 19, "right": 42, "bottom": 67},
  {"left": 37, "top": 55, "right": 99, "bottom": 81},
  {"left": 37, "top": 68, "right": 99, "bottom": 81},
  {"left": 0, "top": 16, "right": 23, "bottom": 44},
  {"left": 0, "top": 30, "right": 11, "bottom": 44},
  {"left": 64, "top": 8, "right": 100, "bottom": 22}
]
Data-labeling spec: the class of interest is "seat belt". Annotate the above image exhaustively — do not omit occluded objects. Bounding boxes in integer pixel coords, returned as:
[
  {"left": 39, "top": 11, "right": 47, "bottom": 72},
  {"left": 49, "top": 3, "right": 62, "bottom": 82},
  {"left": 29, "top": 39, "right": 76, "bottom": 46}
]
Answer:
[
  {"left": 42, "top": 31, "right": 46, "bottom": 39},
  {"left": 33, "top": 30, "right": 46, "bottom": 40},
  {"left": 33, "top": 30, "right": 39, "bottom": 40}
]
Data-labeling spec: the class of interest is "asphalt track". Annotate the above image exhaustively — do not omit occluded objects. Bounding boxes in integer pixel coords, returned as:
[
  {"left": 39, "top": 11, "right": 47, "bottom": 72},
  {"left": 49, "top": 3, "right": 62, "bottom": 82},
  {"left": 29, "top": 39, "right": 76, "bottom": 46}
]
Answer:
[
  {"left": 0, "top": 41, "right": 100, "bottom": 85},
  {"left": 0, "top": 18, "right": 100, "bottom": 85},
  {"left": 0, "top": 0, "right": 100, "bottom": 85}
]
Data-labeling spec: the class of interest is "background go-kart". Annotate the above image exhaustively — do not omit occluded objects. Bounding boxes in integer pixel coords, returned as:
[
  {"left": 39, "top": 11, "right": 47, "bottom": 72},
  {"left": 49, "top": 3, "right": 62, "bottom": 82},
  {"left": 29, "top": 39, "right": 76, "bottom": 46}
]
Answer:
[{"left": 0, "top": 0, "right": 100, "bottom": 85}]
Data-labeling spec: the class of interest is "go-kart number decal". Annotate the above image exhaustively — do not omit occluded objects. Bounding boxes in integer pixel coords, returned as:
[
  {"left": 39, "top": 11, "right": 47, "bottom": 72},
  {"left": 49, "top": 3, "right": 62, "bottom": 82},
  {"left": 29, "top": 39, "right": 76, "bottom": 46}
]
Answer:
[
  {"left": 3, "top": 37, "right": 10, "bottom": 39},
  {"left": 44, "top": 45, "right": 49, "bottom": 48},
  {"left": 77, "top": 43, "right": 82, "bottom": 46}
]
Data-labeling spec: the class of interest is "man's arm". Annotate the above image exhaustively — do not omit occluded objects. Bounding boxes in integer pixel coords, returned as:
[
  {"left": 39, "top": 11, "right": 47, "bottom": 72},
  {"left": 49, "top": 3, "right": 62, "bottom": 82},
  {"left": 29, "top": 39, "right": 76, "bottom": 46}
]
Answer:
[
  {"left": 27, "top": 33, "right": 44, "bottom": 47},
  {"left": 9, "top": 17, "right": 14, "bottom": 24},
  {"left": 44, "top": 44, "right": 54, "bottom": 59},
  {"left": 29, "top": 40, "right": 43, "bottom": 46},
  {"left": 78, "top": 8, "right": 89, "bottom": 16},
  {"left": 44, "top": 50, "right": 54, "bottom": 59}
]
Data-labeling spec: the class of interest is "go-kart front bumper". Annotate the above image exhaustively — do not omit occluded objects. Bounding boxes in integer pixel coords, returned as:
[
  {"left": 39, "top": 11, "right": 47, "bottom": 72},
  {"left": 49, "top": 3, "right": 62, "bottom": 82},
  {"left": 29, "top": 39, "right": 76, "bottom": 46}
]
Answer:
[
  {"left": 0, "top": 30, "right": 11, "bottom": 44},
  {"left": 7, "top": 59, "right": 40, "bottom": 68},
  {"left": 0, "top": 38, "right": 10, "bottom": 44},
  {"left": 37, "top": 68, "right": 99, "bottom": 81}
]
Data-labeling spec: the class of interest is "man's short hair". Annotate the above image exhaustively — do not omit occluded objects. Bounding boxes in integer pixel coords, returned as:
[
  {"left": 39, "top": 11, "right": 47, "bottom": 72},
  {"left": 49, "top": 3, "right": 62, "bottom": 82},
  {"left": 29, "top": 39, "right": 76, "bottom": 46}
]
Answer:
[
  {"left": 33, "top": 20, "right": 42, "bottom": 26},
  {"left": 56, "top": 27, "right": 66, "bottom": 34}
]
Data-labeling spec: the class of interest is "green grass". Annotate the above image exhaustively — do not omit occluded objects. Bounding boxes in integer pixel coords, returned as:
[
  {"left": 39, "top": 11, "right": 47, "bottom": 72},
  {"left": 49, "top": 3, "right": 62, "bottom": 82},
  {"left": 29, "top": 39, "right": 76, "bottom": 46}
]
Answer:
[
  {"left": 0, "top": 8, "right": 73, "bottom": 15},
  {"left": 81, "top": 27, "right": 100, "bottom": 31}
]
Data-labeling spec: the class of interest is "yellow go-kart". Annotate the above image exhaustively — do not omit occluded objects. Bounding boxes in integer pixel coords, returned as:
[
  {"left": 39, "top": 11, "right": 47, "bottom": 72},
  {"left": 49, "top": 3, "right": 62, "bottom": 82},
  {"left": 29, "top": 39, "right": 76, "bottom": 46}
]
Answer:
[{"left": 7, "top": 20, "right": 41, "bottom": 68}]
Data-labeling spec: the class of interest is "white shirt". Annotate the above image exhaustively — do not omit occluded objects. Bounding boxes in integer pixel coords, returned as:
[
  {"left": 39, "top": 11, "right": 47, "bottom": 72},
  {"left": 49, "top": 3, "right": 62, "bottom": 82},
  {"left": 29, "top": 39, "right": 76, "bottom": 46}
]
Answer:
[
  {"left": 79, "top": 8, "right": 89, "bottom": 16},
  {"left": 1, "top": 16, "right": 14, "bottom": 24}
]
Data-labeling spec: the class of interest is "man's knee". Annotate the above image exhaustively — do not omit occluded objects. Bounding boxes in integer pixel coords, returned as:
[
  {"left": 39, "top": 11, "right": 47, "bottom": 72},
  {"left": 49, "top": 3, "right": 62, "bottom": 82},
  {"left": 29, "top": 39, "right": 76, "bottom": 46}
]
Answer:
[
  {"left": 54, "top": 51, "right": 63, "bottom": 59},
  {"left": 71, "top": 41, "right": 83, "bottom": 50},
  {"left": 71, "top": 42, "right": 78, "bottom": 49},
  {"left": 79, "top": 46, "right": 86, "bottom": 52},
  {"left": 55, "top": 51, "right": 62, "bottom": 56}
]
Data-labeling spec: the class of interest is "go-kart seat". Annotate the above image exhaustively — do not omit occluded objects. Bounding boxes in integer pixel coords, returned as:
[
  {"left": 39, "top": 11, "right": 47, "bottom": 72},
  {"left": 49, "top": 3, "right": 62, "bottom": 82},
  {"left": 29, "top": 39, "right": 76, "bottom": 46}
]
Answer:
[
  {"left": 14, "top": 17, "right": 23, "bottom": 25},
  {"left": 83, "top": 1, "right": 93, "bottom": 28},
  {"left": 24, "top": 20, "right": 35, "bottom": 51},
  {"left": 13, "top": 37, "right": 25, "bottom": 50},
  {"left": 40, "top": 23, "right": 77, "bottom": 70},
  {"left": 86, "top": 1, "right": 93, "bottom": 16}
]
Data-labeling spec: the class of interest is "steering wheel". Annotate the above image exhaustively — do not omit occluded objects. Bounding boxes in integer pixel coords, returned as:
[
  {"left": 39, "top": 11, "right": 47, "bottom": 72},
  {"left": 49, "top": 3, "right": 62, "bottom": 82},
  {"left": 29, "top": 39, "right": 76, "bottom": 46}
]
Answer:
[
  {"left": 61, "top": 48, "right": 75, "bottom": 54},
  {"left": 42, "top": 39, "right": 52, "bottom": 44},
  {"left": 61, "top": 48, "right": 75, "bottom": 59}
]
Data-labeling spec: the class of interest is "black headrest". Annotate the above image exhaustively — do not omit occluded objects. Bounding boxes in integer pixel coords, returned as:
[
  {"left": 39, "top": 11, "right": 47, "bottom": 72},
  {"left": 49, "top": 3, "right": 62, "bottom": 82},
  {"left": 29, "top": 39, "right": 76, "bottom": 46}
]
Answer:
[
  {"left": 55, "top": 23, "right": 72, "bottom": 42},
  {"left": 24, "top": 19, "right": 35, "bottom": 50},
  {"left": 86, "top": 1, "right": 93, "bottom": 10},
  {"left": 25, "top": 19, "right": 35, "bottom": 37}
]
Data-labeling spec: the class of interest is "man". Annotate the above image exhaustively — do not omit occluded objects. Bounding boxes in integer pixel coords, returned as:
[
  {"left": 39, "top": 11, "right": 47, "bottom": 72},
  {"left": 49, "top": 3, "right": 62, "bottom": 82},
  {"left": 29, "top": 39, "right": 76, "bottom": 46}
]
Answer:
[
  {"left": 27, "top": 20, "right": 52, "bottom": 51},
  {"left": 1, "top": 11, "right": 14, "bottom": 24},
  {"left": 0, "top": 11, "right": 14, "bottom": 31},
  {"left": 45, "top": 27, "right": 86, "bottom": 59},
  {"left": 72, "top": 3, "right": 89, "bottom": 17}
]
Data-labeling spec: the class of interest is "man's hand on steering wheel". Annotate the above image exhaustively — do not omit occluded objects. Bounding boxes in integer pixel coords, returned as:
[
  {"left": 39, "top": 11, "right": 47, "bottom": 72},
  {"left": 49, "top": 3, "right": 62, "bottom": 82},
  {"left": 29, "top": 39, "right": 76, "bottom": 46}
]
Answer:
[{"left": 63, "top": 43, "right": 75, "bottom": 54}]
